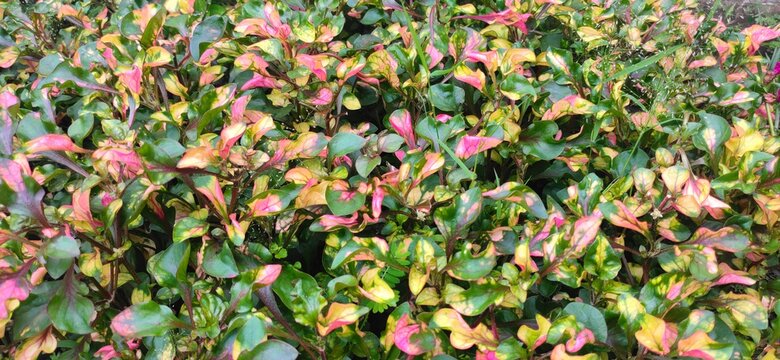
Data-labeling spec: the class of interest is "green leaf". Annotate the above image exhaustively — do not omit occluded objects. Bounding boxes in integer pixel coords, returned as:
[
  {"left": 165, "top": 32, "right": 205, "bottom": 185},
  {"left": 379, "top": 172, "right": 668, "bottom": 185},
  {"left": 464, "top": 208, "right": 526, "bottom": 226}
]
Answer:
[
  {"left": 45, "top": 235, "right": 80, "bottom": 259},
  {"left": 173, "top": 214, "right": 208, "bottom": 243},
  {"left": 202, "top": 242, "right": 239, "bottom": 278},
  {"left": 239, "top": 339, "right": 299, "bottom": 360},
  {"left": 328, "top": 132, "right": 366, "bottom": 157},
  {"left": 719, "top": 292, "right": 768, "bottom": 330},
  {"left": 584, "top": 234, "right": 621, "bottom": 280},
  {"left": 190, "top": 16, "right": 226, "bottom": 62},
  {"left": 563, "top": 302, "right": 608, "bottom": 342},
  {"left": 147, "top": 241, "right": 190, "bottom": 288},
  {"left": 49, "top": 280, "right": 95, "bottom": 334},
  {"left": 326, "top": 186, "right": 367, "bottom": 216},
  {"left": 692, "top": 112, "right": 731, "bottom": 154},
  {"left": 257, "top": 39, "right": 284, "bottom": 61},
  {"left": 234, "top": 316, "right": 266, "bottom": 355},
  {"left": 271, "top": 265, "right": 327, "bottom": 327},
  {"left": 434, "top": 188, "right": 483, "bottom": 240},
  {"left": 443, "top": 283, "right": 504, "bottom": 316},
  {"left": 519, "top": 122, "right": 564, "bottom": 160},
  {"left": 429, "top": 83, "right": 465, "bottom": 112},
  {"left": 110, "top": 301, "right": 181, "bottom": 338},
  {"left": 599, "top": 44, "right": 684, "bottom": 84},
  {"left": 141, "top": 8, "right": 166, "bottom": 48},
  {"left": 355, "top": 155, "right": 381, "bottom": 177},
  {"left": 446, "top": 244, "right": 497, "bottom": 281},
  {"left": 500, "top": 73, "right": 536, "bottom": 101}
]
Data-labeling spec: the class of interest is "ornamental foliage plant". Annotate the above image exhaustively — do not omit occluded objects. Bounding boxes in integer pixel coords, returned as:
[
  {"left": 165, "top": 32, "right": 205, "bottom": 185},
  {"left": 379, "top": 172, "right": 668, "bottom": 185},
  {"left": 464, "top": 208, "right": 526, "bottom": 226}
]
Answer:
[{"left": 0, "top": 0, "right": 779, "bottom": 358}]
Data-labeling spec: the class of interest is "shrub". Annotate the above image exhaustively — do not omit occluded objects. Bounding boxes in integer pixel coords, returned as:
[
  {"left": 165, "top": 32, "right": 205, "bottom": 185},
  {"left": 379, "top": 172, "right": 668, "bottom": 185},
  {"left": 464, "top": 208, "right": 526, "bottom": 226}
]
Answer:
[{"left": 0, "top": 0, "right": 779, "bottom": 358}]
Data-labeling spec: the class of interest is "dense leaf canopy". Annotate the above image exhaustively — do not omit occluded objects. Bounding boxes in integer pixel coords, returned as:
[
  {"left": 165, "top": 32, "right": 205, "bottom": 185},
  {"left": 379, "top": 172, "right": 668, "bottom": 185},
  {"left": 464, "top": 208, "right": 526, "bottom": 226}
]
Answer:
[{"left": 0, "top": 0, "right": 779, "bottom": 358}]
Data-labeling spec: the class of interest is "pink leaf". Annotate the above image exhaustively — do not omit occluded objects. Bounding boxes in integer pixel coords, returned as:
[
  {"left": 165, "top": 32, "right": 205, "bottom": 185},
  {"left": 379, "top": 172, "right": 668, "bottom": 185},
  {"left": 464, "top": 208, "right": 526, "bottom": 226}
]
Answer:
[
  {"left": 235, "top": 53, "right": 270, "bottom": 73},
  {"left": 297, "top": 54, "right": 328, "bottom": 81},
  {"left": 241, "top": 73, "right": 279, "bottom": 90},
  {"left": 95, "top": 345, "right": 120, "bottom": 360},
  {"left": 742, "top": 25, "right": 780, "bottom": 55},
  {"left": 566, "top": 329, "right": 596, "bottom": 352},
  {"left": 393, "top": 314, "right": 426, "bottom": 355},
  {"left": 250, "top": 193, "right": 283, "bottom": 217},
  {"left": 426, "top": 42, "right": 444, "bottom": 69},
  {"left": 388, "top": 109, "right": 415, "bottom": 148},
  {"left": 118, "top": 65, "right": 142, "bottom": 95},
  {"left": 231, "top": 95, "right": 251, "bottom": 123},
  {"left": 219, "top": 122, "right": 247, "bottom": 158},
  {"left": 467, "top": 10, "right": 532, "bottom": 34},
  {"left": 454, "top": 64, "right": 486, "bottom": 91},
  {"left": 316, "top": 213, "right": 359, "bottom": 231},
  {"left": 712, "top": 264, "right": 755, "bottom": 286},
  {"left": 308, "top": 88, "right": 333, "bottom": 106},
  {"left": 571, "top": 210, "right": 603, "bottom": 252},
  {"left": 0, "top": 90, "right": 18, "bottom": 109},
  {"left": 454, "top": 135, "right": 502, "bottom": 159},
  {"left": 0, "top": 265, "right": 32, "bottom": 320},
  {"left": 25, "top": 134, "right": 87, "bottom": 154},
  {"left": 254, "top": 264, "right": 282, "bottom": 286}
]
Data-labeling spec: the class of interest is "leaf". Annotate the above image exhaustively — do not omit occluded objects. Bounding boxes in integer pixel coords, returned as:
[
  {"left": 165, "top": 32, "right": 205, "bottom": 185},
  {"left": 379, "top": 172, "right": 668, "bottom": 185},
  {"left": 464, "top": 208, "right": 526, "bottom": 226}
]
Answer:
[
  {"left": 541, "top": 95, "right": 595, "bottom": 121},
  {"left": 110, "top": 302, "right": 180, "bottom": 338},
  {"left": 48, "top": 279, "right": 95, "bottom": 334},
  {"left": 517, "top": 314, "right": 551, "bottom": 351},
  {"left": 688, "top": 227, "right": 749, "bottom": 253},
  {"left": 435, "top": 188, "right": 483, "bottom": 240},
  {"left": 482, "top": 182, "right": 547, "bottom": 219},
  {"left": 519, "top": 121, "right": 564, "bottom": 160},
  {"left": 202, "top": 242, "right": 239, "bottom": 278},
  {"left": 145, "top": 46, "right": 173, "bottom": 67},
  {"left": 325, "top": 185, "right": 367, "bottom": 216},
  {"left": 500, "top": 73, "right": 536, "bottom": 101},
  {"left": 446, "top": 244, "right": 497, "bottom": 281},
  {"left": 571, "top": 211, "right": 603, "bottom": 253},
  {"left": 388, "top": 109, "right": 415, "bottom": 147},
  {"left": 140, "top": 8, "right": 165, "bottom": 48},
  {"left": 239, "top": 339, "right": 299, "bottom": 360},
  {"left": 190, "top": 16, "right": 226, "bottom": 62},
  {"left": 692, "top": 112, "right": 731, "bottom": 154},
  {"left": 25, "top": 134, "right": 86, "bottom": 154},
  {"left": 584, "top": 234, "right": 621, "bottom": 280},
  {"left": 598, "top": 200, "right": 650, "bottom": 237},
  {"left": 429, "top": 83, "right": 465, "bottom": 112},
  {"left": 316, "top": 302, "right": 369, "bottom": 336},
  {"left": 45, "top": 235, "right": 80, "bottom": 259},
  {"left": 173, "top": 213, "right": 208, "bottom": 242},
  {"left": 193, "top": 175, "right": 229, "bottom": 220},
  {"left": 600, "top": 44, "right": 684, "bottom": 84},
  {"left": 635, "top": 314, "right": 677, "bottom": 355},
  {"left": 443, "top": 283, "right": 504, "bottom": 316},
  {"left": 271, "top": 265, "right": 327, "bottom": 327},
  {"left": 454, "top": 135, "right": 502, "bottom": 159},
  {"left": 393, "top": 314, "right": 434, "bottom": 355},
  {"left": 147, "top": 241, "right": 190, "bottom": 288},
  {"left": 430, "top": 308, "right": 498, "bottom": 350},
  {"left": 233, "top": 316, "right": 266, "bottom": 356},
  {"left": 328, "top": 132, "right": 366, "bottom": 157},
  {"left": 661, "top": 165, "right": 690, "bottom": 194},
  {"left": 677, "top": 331, "right": 734, "bottom": 360},
  {"left": 719, "top": 292, "right": 768, "bottom": 330},
  {"left": 454, "top": 63, "right": 486, "bottom": 91},
  {"left": 563, "top": 302, "right": 608, "bottom": 342}
]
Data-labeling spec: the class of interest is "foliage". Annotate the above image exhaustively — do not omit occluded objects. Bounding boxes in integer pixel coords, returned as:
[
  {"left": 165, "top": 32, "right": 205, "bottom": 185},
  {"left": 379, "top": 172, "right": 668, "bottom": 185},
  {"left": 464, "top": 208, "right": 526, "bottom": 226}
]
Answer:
[{"left": 0, "top": 0, "right": 779, "bottom": 358}]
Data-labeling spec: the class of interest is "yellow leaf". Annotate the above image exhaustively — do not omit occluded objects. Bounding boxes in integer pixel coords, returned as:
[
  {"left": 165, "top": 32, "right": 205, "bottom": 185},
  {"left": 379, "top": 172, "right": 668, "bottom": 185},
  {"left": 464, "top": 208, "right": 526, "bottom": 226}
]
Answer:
[
  {"left": 635, "top": 314, "right": 677, "bottom": 355},
  {"left": 317, "top": 303, "right": 369, "bottom": 336}
]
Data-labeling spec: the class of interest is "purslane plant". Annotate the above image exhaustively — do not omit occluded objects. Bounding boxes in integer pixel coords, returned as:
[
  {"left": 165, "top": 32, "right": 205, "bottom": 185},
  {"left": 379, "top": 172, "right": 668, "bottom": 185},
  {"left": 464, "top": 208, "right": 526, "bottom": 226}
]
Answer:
[{"left": 0, "top": 0, "right": 779, "bottom": 358}]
